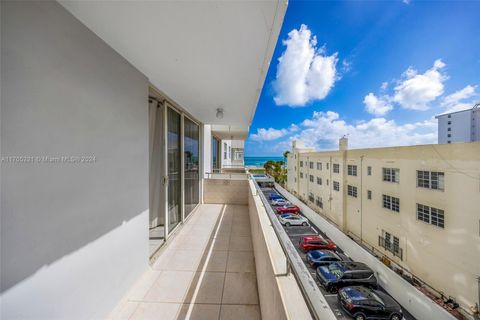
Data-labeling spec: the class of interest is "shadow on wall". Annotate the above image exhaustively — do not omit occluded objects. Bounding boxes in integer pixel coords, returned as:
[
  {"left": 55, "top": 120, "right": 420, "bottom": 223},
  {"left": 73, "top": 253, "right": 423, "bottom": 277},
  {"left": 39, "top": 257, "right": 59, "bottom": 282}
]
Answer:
[{"left": 1, "top": 0, "right": 149, "bottom": 293}]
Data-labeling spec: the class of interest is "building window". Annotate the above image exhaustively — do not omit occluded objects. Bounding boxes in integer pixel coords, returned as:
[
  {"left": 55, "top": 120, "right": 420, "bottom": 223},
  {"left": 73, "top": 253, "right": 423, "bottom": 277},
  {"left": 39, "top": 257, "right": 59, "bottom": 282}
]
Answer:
[
  {"left": 382, "top": 194, "right": 400, "bottom": 212},
  {"left": 417, "top": 171, "right": 444, "bottom": 191},
  {"left": 447, "top": 121, "right": 451, "bottom": 125},
  {"left": 347, "top": 165, "right": 357, "bottom": 176},
  {"left": 417, "top": 204, "right": 445, "bottom": 228},
  {"left": 367, "top": 166, "right": 372, "bottom": 176},
  {"left": 326, "top": 179, "right": 329, "bottom": 186},
  {"left": 383, "top": 168, "right": 400, "bottom": 183},
  {"left": 333, "top": 181, "right": 340, "bottom": 191},
  {"left": 367, "top": 190, "right": 372, "bottom": 200},
  {"left": 317, "top": 177, "right": 322, "bottom": 185},
  {"left": 294, "top": 177, "right": 297, "bottom": 183},
  {"left": 333, "top": 163, "right": 340, "bottom": 173},
  {"left": 309, "top": 161, "right": 314, "bottom": 169},
  {"left": 308, "top": 192, "right": 314, "bottom": 202},
  {"left": 447, "top": 127, "right": 451, "bottom": 131},
  {"left": 228, "top": 146, "right": 231, "bottom": 158},
  {"left": 223, "top": 143, "right": 227, "bottom": 160},
  {"left": 447, "top": 134, "right": 451, "bottom": 138},
  {"left": 300, "top": 172, "right": 303, "bottom": 178},
  {"left": 448, "top": 114, "right": 451, "bottom": 118},
  {"left": 347, "top": 185, "right": 357, "bottom": 197},
  {"left": 294, "top": 166, "right": 297, "bottom": 171},
  {"left": 447, "top": 141, "right": 451, "bottom": 144},
  {"left": 300, "top": 161, "right": 303, "bottom": 167},
  {"left": 317, "top": 162, "right": 322, "bottom": 170},
  {"left": 309, "top": 175, "right": 314, "bottom": 182},
  {"left": 326, "top": 163, "right": 329, "bottom": 170},
  {"left": 379, "top": 231, "right": 402, "bottom": 259},
  {"left": 316, "top": 196, "right": 323, "bottom": 209}
]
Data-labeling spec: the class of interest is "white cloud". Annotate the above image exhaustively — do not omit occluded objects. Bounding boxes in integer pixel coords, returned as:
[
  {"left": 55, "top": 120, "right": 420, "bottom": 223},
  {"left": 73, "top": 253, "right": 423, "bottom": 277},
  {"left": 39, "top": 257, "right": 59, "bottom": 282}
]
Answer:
[
  {"left": 273, "top": 24, "right": 338, "bottom": 107},
  {"left": 254, "top": 111, "right": 436, "bottom": 151},
  {"left": 440, "top": 85, "right": 477, "bottom": 113},
  {"left": 250, "top": 124, "right": 299, "bottom": 141},
  {"left": 250, "top": 128, "right": 287, "bottom": 141},
  {"left": 380, "top": 82, "right": 389, "bottom": 90},
  {"left": 363, "top": 93, "right": 393, "bottom": 116},
  {"left": 393, "top": 59, "right": 447, "bottom": 110}
]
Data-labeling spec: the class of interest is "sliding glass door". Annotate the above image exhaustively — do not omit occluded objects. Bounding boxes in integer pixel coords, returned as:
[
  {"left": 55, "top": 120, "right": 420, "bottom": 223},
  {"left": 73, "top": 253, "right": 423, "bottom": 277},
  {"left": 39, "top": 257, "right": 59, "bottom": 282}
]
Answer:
[
  {"left": 167, "top": 107, "right": 181, "bottom": 231},
  {"left": 184, "top": 117, "right": 199, "bottom": 217},
  {"left": 212, "top": 137, "right": 220, "bottom": 172}
]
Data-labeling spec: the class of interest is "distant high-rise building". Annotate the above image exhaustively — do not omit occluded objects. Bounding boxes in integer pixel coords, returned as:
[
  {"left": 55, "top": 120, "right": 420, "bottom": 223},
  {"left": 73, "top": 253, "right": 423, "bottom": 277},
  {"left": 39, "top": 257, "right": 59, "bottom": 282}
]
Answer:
[{"left": 435, "top": 103, "right": 480, "bottom": 144}]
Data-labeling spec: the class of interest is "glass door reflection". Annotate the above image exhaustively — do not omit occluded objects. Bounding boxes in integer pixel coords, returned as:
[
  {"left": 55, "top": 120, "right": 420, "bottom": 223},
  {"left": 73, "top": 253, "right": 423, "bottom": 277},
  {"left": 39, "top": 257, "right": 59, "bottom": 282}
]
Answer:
[
  {"left": 167, "top": 107, "right": 181, "bottom": 231},
  {"left": 184, "top": 118, "right": 199, "bottom": 217}
]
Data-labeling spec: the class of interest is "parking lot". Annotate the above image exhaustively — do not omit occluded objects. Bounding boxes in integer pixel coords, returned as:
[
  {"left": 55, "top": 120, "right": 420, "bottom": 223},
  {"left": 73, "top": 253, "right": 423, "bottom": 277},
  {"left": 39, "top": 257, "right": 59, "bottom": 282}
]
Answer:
[{"left": 260, "top": 187, "right": 416, "bottom": 320}]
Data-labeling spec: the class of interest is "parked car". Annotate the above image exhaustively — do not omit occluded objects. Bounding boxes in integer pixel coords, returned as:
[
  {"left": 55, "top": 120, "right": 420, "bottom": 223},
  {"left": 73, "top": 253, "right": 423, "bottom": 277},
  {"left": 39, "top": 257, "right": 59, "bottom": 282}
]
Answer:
[
  {"left": 269, "top": 193, "right": 283, "bottom": 200},
  {"left": 299, "top": 235, "right": 336, "bottom": 252},
  {"left": 316, "top": 261, "right": 377, "bottom": 293},
  {"left": 271, "top": 198, "right": 290, "bottom": 206},
  {"left": 338, "top": 286, "right": 403, "bottom": 320},
  {"left": 306, "top": 250, "right": 351, "bottom": 268},
  {"left": 275, "top": 204, "right": 300, "bottom": 214},
  {"left": 278, "top": 214, "right": 309, "bottom": 227}
]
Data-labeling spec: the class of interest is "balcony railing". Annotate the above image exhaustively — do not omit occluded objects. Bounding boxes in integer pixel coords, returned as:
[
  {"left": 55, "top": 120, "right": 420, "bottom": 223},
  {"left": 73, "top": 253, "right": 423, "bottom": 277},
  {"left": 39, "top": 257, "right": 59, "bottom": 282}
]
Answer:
[{"left": 378, "top": 236, "right": 403, "bottom": 260}]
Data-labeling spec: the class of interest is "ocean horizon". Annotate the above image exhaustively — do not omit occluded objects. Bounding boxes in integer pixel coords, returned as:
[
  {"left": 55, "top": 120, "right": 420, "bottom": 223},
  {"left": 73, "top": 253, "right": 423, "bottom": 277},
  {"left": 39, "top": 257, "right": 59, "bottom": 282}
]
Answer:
[{"left": 244, "top": 156, "right": 285, "bottom": 167}]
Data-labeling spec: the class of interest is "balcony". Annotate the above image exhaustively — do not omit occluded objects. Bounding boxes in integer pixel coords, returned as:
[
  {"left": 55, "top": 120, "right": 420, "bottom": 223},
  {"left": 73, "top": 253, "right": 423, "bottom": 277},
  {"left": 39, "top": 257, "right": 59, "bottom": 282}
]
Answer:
[{"left": 108, "top": 177, "right": 311, "bottom": 320}]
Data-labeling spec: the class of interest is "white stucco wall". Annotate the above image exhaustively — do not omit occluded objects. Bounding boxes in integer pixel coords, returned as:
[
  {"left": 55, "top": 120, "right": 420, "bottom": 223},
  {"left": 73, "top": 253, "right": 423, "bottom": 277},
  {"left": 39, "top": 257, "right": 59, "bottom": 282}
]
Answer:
[{"left": 1, "top": 2, "right": 149, "bottom": 319}]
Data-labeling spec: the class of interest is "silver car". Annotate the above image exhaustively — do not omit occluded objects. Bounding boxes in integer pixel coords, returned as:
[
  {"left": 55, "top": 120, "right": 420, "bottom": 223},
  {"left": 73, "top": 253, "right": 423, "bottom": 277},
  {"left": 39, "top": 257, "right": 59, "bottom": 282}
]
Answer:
[
  {"left": 271, "top": 198, "right": 290, "bottom": 206},
  {"left": 278, "top": 214, "right": 309, "bottom": 227}
]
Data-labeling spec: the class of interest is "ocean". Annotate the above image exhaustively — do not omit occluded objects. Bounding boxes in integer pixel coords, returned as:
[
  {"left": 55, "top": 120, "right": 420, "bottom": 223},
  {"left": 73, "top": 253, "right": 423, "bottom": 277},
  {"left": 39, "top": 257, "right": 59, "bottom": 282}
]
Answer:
[{"left": 244, "top": 156, "right": 285, "bottom": 167}]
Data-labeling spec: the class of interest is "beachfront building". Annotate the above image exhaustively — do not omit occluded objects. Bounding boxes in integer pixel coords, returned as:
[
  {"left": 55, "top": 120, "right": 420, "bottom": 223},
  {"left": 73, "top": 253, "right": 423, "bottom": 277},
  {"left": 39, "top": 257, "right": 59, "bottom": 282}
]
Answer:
[
  {"left": 1, "top": 1, "right": 294, "bottom": 319},
  {"left": 286, "top": 138, "right": 480, "bottom": 316},
  {"left": 436, "top": 104, "right": 480, "bottom": 144},
  {"left": 2, "top": 2, "right": 476, "bottom": 320}
]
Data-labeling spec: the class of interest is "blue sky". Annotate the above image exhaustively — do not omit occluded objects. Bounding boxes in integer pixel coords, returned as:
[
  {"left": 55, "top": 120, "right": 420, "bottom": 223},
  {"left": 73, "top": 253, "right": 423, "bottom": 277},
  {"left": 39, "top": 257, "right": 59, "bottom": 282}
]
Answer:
[{"left": 246, "top": 0, "right": 480, "bottom": 156}]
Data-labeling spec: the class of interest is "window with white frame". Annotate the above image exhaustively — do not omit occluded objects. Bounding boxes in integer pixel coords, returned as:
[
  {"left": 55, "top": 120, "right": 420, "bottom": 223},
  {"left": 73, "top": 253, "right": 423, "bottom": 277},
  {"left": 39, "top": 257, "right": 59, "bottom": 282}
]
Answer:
[
  {"left": 347, "top": 185, "right": 357, "bottom": 197},
  {"left": 367, "top": 190, "right": 372, "bottom": 200},
  {"left": 333, "top": 163, "right": 340, "bottom": 173},
  {"left": 383, "top": 168, "right": 399, "bottom": 183},
  {"left": 223, "top": 143, "right": 227, "bottom": 160},
  {"left": 367, "top": 166, "right": 372, "bottom": 176},
  {"left": 317, "top": 162, "right": 322, "bottom": 170},
  {"left": 347, "top": 165, "right": 357, "bottom": 176},
  {"left": 308, "top": 192, "right": 314, "bottom": 202},
  {"left": 300, "top": 161, "right": 303, "bottom": 167},
  {"left": 309, "top": 175, "right": 314, "bottom": 182},
  {"left": 333, "top": 181, "right": 340, "bottom": 191},
  {"left": 417, "top": 203, "right": 445, "bottom": 228},
  {"left": 309, "top": 161, "right": 314, "bottom": 169},
  {"left": 381, "top": 231, "right": 401, "bottom": 257},
  {"left": 300, "top": 172, "right": 303, "bottom": 178},
  {"left": 317, "top": 177, "right": 322, "bottom": 185},
  {"left": 417, "top": 171, "right": 445, "bottom": 191},
  {"left": 382, "top": 194, "right": 400, "bottom": 212}
]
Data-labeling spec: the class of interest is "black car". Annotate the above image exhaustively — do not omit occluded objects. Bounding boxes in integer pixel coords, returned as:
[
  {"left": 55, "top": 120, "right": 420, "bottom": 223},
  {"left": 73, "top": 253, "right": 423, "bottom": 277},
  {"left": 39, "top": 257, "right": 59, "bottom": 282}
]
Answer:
[
  {"left": 316, "top": 261, "right": 377, "bottom": 293},
  {"left": 338, "top": 286, "right": 403, "bottom": 320},
  {"left": 306, "top": 250, "right": 351, "bottom": 268}
]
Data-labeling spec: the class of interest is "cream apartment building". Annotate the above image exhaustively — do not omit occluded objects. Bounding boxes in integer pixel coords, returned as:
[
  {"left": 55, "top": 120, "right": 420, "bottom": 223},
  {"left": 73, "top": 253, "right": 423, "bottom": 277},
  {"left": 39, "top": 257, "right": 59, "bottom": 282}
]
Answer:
[{"left": 286, "top": 138, "right": 480, "bottom": 316}]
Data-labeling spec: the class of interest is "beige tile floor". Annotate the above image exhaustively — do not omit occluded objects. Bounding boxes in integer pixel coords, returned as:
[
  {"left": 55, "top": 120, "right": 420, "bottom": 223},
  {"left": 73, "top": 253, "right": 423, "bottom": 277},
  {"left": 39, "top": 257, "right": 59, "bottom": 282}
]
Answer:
[{"left": 108, "top": 204, "right": 260, "bottom": 320}]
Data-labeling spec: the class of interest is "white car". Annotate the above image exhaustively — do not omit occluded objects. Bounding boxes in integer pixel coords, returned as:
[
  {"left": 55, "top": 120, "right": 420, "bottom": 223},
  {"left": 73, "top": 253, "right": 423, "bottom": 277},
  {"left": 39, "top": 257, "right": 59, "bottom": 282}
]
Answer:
[
  {"left": 278, "top": 214, "right": 309, "bottom": 227},
  {"left": 271, "top": 198, "right": 290, "bottom": 206}
]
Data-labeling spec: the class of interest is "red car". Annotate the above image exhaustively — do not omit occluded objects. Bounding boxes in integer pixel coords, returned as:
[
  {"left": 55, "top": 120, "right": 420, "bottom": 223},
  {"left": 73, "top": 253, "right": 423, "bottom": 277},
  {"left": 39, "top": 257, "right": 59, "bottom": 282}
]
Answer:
[
  {"left": 275, "top": 204, "right": 300, "bottom": 214},
  {"left": 299, "top": 235, "right": 337, "bottom": 252}
]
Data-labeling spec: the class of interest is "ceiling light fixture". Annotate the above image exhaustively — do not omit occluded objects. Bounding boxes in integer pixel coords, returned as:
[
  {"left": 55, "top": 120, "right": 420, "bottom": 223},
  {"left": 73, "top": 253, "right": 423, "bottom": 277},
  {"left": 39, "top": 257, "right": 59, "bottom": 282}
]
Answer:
[{"left": 216, "top": 108, "right": 224, "bottom": 119}]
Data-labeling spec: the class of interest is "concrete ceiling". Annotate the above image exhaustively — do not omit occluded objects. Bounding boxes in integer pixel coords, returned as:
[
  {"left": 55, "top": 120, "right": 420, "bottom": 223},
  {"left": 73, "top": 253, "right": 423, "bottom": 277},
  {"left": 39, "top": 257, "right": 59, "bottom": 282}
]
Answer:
[{"left": 60, "top": 1, "right": 287, "bottom": 137}]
